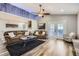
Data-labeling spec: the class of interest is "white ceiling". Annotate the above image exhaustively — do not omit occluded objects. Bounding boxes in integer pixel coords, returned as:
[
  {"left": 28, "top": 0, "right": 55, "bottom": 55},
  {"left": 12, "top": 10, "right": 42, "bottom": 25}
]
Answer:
[{"left": 11, "top": 3, "right": 79, "bottom": 15}]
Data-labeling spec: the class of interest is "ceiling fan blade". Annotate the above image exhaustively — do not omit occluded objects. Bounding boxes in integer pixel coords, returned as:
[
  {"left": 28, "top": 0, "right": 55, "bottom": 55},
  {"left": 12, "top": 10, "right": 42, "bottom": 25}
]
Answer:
[{"left": 43, "top": 13, "right": 50, "bottom": 15}]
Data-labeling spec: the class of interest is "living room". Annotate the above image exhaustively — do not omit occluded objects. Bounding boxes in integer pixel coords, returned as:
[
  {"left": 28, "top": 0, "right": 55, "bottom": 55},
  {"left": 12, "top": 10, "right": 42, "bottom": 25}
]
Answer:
[{"left": 0, "top": 3, "right": 79, "bottom": 56}]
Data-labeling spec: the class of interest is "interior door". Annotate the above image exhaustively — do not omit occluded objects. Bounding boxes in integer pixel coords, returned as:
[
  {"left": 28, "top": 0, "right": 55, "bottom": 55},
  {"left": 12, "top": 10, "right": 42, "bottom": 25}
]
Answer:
[{"left": 48, "top": 23, "right": 64, "bottom": 39}]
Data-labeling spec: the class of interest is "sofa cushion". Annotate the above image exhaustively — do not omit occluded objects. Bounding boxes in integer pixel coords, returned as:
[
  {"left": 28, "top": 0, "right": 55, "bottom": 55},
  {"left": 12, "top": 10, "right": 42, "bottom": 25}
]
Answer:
[
  {"left": 25, "top": 32, "right": 29, "bottom": 36},
  {"left": 35, "top": 32, "right": 39, "bottom": 35},
  {"left": 42, "top": 32, "right": 45, "bottom": 36},
  {"left": 8, "top": 32, "right": 15, "bottom": 38}
]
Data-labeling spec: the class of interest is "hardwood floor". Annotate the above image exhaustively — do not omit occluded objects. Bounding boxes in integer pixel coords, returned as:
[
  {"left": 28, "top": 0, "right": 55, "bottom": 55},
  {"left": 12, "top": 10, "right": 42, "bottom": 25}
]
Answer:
[
  {"left": 0, "top": 39, "right": 74, "bottom": 56},
  {"left": 41, "top": 39, "right": 73, "bottom": 56},
  {"left": 23, "top": 39, "right": 74, "bottom": 56}
]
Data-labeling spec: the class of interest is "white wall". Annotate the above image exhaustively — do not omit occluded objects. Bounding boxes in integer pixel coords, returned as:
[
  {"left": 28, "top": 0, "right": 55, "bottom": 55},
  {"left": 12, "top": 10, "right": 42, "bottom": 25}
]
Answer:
[
  {"left": 38, "top": 15, "right": 77, "bottom": 35},
  {"left": 77, "top": 13, "right": 79, "bottom": 38}
]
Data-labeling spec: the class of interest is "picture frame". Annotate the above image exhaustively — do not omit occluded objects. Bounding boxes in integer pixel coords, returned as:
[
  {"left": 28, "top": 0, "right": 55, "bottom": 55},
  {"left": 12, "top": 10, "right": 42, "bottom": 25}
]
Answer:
[
  {"left": 6, "top": 24, "right": 18, "bottom": 28},
  {"left": 28, "top": 20, "right": 32, "bottom": 28}
]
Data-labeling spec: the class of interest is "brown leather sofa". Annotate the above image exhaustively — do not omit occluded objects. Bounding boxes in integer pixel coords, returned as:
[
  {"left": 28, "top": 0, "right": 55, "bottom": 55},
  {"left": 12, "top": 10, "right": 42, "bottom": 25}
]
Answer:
[
  {"left": 33, "top": 30, "right": 47, "bottom": 39},
  {"left": 4, "top": 30, "right": 29, "bottom": 45}
]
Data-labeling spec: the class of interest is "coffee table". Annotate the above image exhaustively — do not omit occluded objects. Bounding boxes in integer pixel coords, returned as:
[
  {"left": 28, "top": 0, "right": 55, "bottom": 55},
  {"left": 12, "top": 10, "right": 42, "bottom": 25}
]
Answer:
[{"left": 21, "top": 35, "right": 37, "bottom": 47}]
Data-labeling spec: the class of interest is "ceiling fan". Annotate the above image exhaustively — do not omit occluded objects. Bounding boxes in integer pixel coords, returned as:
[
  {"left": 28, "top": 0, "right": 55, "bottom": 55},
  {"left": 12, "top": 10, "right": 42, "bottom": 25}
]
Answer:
[{"left": 32, "top": 4, "right": 50, "bottom": 17}]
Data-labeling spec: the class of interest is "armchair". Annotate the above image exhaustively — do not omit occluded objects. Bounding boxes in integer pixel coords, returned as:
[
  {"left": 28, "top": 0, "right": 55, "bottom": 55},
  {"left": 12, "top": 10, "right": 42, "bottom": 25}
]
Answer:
[{"left": 63, "top": 32, "right": 76, "bottom": 42}]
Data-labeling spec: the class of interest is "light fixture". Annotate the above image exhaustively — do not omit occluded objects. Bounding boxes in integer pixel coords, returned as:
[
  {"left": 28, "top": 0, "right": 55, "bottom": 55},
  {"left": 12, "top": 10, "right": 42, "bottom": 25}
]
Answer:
[
  {"left": 60, "top": 9, "right": 64, "bottom": 12},
  {"left": 38, "top": 4, "right": 44, "bottom": 17},
  {"left": 32, "top": 4, "right": 50, "bottom": 18},
  {"left": 37, "top": 4, "right": 50, "bottom": 17}
]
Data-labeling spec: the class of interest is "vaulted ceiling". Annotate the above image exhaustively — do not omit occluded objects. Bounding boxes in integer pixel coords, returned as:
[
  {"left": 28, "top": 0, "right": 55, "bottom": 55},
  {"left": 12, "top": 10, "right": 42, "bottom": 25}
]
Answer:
[{"left": 11, "top": 3, "right": 79, "bottom": 15}]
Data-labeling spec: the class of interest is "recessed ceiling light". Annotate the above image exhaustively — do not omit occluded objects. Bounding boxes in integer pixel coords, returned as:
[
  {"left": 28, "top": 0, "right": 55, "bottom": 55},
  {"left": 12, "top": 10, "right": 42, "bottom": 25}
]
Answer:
[{"left": 60, "top": 9, "right": 64, "bottom": 12}]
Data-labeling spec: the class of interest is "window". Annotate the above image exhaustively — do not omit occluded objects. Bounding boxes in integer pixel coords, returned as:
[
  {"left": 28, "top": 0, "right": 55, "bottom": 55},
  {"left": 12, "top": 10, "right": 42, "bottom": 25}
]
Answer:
[
  {"left": 48, "top": 24, "right": 64, "bottom": 38},
  {"left": 49, "top": 24, "right": 55, "bottom": 36},
  {"left": 57, "top": 24, "right": 64, "bottom": 37}
]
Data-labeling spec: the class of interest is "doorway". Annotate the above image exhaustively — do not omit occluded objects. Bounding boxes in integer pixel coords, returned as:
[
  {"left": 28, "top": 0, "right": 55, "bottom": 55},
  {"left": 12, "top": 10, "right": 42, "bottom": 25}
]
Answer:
[{"left": 48, "top": 23, "right": 64, "bottom": 39}]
